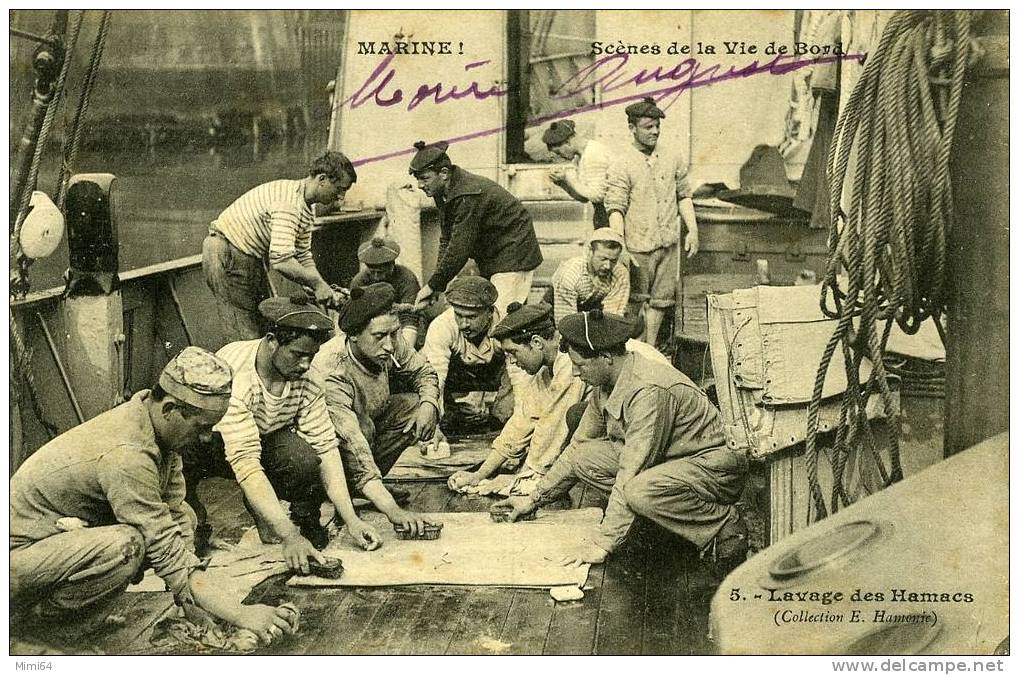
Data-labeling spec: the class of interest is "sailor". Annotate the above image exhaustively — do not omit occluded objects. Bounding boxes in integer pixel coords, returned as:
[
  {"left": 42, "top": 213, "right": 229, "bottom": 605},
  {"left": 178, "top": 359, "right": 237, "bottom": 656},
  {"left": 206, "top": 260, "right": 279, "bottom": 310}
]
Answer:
[
  {"left": 202, "top": 151, "right": 355, "bottom": 342},
  {"left": 447, "top": 302, "right": 588, "bottom": 496},
  {"left": 350, "top": 236, "right": 422, "bottom": 347},
  {"left": 10, "top": 348, "right": 297, "bottom": 647},
  {"left": 447, "top": 303, "right": 672, "bottom": 497},
  {"left": 551, "top": 227, "right": 630, "bottom": 325},
  {"left": 310, "top": 282, "right": 441, "bottom": 536},
  {"left": 543, "top": 119, "right": 613, "bottom": 228},
  {"left": 409, "top": 140, "right": 543, "bottom": 317},
  {"left": 183, "top": 296, "right": 381, "bottom": 572},
  {"left": 604, "top": 97, "right": 700, "bottom": 347},
  {"left": 494, "top": 310, "right": 749, "bottom": 571},
  {"left": 420, "top": 275, "right": 527, "bottom": 426}
]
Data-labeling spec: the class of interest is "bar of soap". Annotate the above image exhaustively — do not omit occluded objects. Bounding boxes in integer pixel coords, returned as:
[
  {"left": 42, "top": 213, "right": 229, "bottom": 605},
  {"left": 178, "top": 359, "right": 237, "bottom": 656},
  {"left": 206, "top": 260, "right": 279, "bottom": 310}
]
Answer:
[
  {"left": 394, "top": 522, "right": 443, "bottom": 540},
  {"left": 489, "top": 505, "right": 536, "bottom": 522},
  {"left": 550, "top": 585, "right": 585, "bottom": 602},
  {"left": 305, "top": 556, "right": 344, "bottom": 579}
]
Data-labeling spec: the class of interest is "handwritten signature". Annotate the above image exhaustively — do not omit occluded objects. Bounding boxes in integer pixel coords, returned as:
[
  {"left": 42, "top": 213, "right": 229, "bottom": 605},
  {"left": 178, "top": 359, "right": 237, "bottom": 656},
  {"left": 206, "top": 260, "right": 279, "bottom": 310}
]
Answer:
[
  {"left": 343, "top": 54, "right": 508, "bottom": 112},
  {"left": 344, "top": 51, "right": 865, "bottom": 167}
]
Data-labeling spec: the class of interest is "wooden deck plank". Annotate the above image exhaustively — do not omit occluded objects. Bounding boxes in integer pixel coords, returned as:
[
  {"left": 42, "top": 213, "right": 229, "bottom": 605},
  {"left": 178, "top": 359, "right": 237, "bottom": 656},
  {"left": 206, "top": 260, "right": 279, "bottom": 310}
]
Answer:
[
  {"left": 395, "top": 587, "right": 470, "bottom": 655},
  {"left": 263, "top": 589, "right": 354, "bottom": 655},
  {"left": 303, "top": 589, "right": 388, "bottom": 655},
  {"left": 498, "top": 589, "right": 556, "bottom": 655},
  {"left": 641, "top": 535, "right": 706, "bottom": 655},
  {"left": 543, "top": 562, "right": 605, "bottom": 655},
  {"left": 682, "top": 555, "right": 722, "bottom": 655},
  {"left": 641, "top": 555, "right": 684, "bottom": 654},
  {"left": 595, "top": 535, "right": 648, "bottom": 655},
  {"left": 445, "top": 588, "right": 516, "bottom": 655},
  {"left": 348, "top": 589, "right": 430, "bottom": 655},
  {"left": 281, "top": 590, "right": 355, "bottom": 655}
]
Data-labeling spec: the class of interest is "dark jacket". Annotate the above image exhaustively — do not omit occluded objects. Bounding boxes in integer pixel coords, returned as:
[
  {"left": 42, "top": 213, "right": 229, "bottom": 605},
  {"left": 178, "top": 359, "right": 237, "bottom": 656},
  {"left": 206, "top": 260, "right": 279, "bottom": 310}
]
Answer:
[{"left": 428, "top": 166, "right": 543, "bottom": 292}]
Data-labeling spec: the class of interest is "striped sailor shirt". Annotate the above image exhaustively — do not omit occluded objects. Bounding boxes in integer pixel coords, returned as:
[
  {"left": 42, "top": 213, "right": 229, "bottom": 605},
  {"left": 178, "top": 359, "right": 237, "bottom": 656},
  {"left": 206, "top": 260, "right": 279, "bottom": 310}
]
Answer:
[
  {"left": 212, "top": 179, "right": 316, "bottom": 267},
  {"left": 214, "top": 339, "right": 339, "bottom": 483},
  {"left": 551, "top": 254, "right": 630, "bottom": 325}
]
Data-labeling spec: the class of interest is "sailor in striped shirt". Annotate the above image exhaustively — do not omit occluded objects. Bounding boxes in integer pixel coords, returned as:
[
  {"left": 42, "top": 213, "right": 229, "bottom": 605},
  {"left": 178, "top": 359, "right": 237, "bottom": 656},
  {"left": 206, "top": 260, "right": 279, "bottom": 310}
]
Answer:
[
  {"left": 551, "top": 228, "right": 630, "bottom": 325},
  {"left": 183, "top": 297, "right": 382, "bottom": 574},
  {"left": 201, "top": 151, "right": 357, "bottom": 343}
]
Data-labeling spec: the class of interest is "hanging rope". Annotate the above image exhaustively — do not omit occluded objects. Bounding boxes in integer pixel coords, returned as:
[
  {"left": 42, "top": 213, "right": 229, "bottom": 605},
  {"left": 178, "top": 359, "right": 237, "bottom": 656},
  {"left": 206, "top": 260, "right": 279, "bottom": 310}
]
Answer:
[
  {"left": 10, "top": 10, "right": 85, "bottom": 294},
  {"left": 56, "top": 10, "right": 112, "bottom": 209},
  {"left": 804, "top": 10, "right": 973, "bottom": 521},
  {"left": 10, "top": 309, "right": 59, "bottom": 440},
  {"left": 9, "top": 11, "right": 84, "bottom": 444}
]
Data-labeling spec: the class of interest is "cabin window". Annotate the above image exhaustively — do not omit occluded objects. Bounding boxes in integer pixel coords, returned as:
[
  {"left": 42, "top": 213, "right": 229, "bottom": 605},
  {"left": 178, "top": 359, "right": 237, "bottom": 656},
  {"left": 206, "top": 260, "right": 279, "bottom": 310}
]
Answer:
[{"left": 506, "top": 10, "right": 597, "bottom": 164}]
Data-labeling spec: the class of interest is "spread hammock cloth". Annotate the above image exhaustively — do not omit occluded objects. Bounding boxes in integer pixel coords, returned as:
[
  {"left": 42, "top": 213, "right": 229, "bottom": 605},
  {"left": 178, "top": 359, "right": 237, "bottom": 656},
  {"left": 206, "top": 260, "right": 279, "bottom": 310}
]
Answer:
[{"left": 285, "top": 508, "right": 600, "bottom": 589}]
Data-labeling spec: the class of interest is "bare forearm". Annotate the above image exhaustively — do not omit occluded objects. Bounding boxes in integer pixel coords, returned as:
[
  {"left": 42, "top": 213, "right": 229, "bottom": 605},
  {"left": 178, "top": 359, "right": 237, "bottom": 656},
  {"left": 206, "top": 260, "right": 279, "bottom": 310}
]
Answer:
[
  {"left": 558, "top": 180, "right": 588, "bottom": 204},
  {"left": 272, "top": 257, "right": 329, "bottom": 293},
  {"left": 475, "top": 451, "right": 509, "bottom": 481},
  {"left": 608, "top": 211, "right": 626, "bottom": 237},
  {"left": 678, "top": 198, "right": 697, "bottom": 235},
  {"left": 189, "top": 570, "right": 249, "bottom": 626},
  {"left": 238, "top": 474, "right": 299, "bottom": 539},
  {"left": 360, "top": 478, "right": 400, "bottom": 517},
  {"left": 318, "top": 452, "right": 360, "bottom": 525}
]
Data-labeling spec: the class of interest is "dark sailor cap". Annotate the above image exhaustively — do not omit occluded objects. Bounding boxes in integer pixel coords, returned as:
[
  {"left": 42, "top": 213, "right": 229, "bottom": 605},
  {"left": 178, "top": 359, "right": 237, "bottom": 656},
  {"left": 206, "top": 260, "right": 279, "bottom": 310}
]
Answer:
[
  {"left": 445, "top": 276, "right": 498, "bottom": 309},
  {"left": 559, "top": 309, "right": 638, "bottom": 352},
  {"left": 625, "top": 96, "right": 666, "bottom": 120},
  {"left": 409, "top": 140, "right": 450, "bottom": 173},
  {"left": 259, "top": 295, "right": 334, "bottom": 335},
  {"left": 337, "top": 282, "right": 397, "bottom": 335},
  {"left": 358, "top": 236, "right": 402, "bottom": 265},
  {"left": 491, "top": 301, "right": 554, "bottom": 341},
  {"left": 542, "top": 120, "right": 576, "bottom": 147}
]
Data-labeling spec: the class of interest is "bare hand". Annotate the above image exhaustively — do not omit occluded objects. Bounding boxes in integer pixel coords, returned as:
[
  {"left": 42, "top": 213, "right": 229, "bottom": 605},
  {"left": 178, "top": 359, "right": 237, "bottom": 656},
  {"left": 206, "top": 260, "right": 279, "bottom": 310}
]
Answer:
[
  {"left": 684, "top": 229, "right": 699, "bottom": 258},
  {"left": 387, "top": 509, "right": 437, "bottom": 538},
  {"left": 329, "top": 286, "right": 350, "bottom": 308},
  {"left": 492, "top": 496, "right": 537, "bottom": 522},
  {"left": 403, "top": 403, "right": 438, "bottom": 441},
  {"left": 312, "top": 283, "right": 336, "bottom": 304},
  {"left": 558, "top": 541, "right": 609, "bottom": 567},
  {"left": 236, "top": 603, "right": 298, "bottom": 646},
  {"left": 413, "top": 284, "right": 435, "bottom": 312},
  {"left": 447, "top": 470, "right": 481, "bottom": 493},
  {"left": 281, "top": 533, "right": 325, "bottom": 575},
  {"left": 351, "top": 519, "right": 382, "bottom": 551}
]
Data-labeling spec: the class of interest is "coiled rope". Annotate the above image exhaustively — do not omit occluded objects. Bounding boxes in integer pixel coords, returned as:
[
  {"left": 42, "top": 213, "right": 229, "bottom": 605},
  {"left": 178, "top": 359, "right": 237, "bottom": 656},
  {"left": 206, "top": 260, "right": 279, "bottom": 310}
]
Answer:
[{"left": 804, "top": 10, "right": 972, "bottom": 521}]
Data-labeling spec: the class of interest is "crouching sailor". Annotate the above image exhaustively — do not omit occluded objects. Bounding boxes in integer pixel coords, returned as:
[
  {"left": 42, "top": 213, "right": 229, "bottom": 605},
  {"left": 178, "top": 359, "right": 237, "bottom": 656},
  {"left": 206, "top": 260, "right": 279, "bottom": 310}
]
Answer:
[
  {"left": 184, "top": 296, "right": 381, "bottom": 572},
  {"left": 447, "top": 301, "right": 587, "bottom": 496},
  {"left": 10, "top": 348, "right": 297, "bottom": 645},
  {"left": 311, "top": 282, "right": 441, "bottom": 536},
  {"left": 494, "top": 310, "right": 749, "bottom": 571}
]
